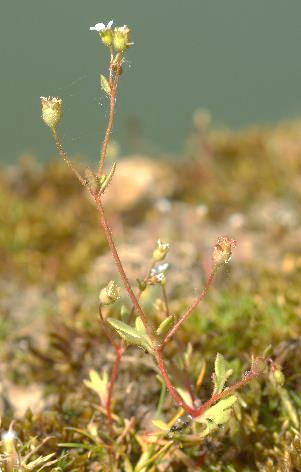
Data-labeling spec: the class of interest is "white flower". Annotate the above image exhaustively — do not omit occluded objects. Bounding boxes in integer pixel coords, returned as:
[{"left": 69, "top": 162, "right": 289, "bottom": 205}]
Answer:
[
  {"left": 1, "top": 430, "right": 17, "bottom": 442},
  {"left": 116, "top": 25, "right": 128, "bottom": 32},
  {"left": 151, "top": 263, "right": 169, "bottom": 277},
  {"left": 89, "top": 20, "right": 113, "bottom": 32}
]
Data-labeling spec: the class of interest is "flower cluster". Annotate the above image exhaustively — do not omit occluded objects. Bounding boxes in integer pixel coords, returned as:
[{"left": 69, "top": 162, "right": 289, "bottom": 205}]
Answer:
[{"left": 90, "top": 20, "right": 132, "bottom": 52}]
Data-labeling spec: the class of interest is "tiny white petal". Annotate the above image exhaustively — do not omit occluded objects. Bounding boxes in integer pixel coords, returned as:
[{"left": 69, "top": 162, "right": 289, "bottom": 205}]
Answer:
[
  {"left": 90, "top": 22, "right": 106, "bottom": 32},
  {"left": 2, "top": 430, "right": 17, "bottom": 441},
  {"left": 107, "top": 20, "right": 113, "bottom": 28}
]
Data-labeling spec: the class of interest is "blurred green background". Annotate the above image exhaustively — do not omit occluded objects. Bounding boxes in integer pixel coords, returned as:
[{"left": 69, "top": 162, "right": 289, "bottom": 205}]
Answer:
[{"left": 2, "top": 0, "right": 301, "bottom": 162}]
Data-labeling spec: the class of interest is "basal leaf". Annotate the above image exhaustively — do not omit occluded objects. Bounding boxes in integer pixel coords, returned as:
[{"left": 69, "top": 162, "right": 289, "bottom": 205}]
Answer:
[
  {"left": 195, "top": 395, "right": 237, "bottom": 438},
  {"left": 83, "top": 369, "right": 108, "bottom": 407}
]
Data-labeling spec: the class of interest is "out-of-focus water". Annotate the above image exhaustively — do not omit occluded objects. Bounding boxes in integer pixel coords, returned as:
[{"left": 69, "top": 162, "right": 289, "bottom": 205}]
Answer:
[{"left": 2, "top": 0, "right": 301, "bottom": 162}]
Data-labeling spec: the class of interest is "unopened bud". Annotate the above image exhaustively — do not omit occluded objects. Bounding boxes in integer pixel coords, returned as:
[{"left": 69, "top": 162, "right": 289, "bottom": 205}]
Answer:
[
  {"left": 113, "top": 25, "right": 131, "bottom": 52},
  {"left": 273, "top": 368, "right": 285, "bottom": 386},
  {"left": 40, "top": 96, "right": 62, "bottom": 131},
  {"left": 99, "top": 281, "right": 121, "bottom": 306},
  {"left": 212, "top": 236, "right": 236, "bottom": 267},
  {"left": 153, "top": 239, "right": 170, "bottom": 262}
]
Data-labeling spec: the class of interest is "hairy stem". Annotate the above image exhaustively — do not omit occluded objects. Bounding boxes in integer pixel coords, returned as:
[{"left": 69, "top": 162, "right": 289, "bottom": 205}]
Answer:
[
  {"left": 98, "top": 306, "right": 119, "bottom": 350},
  {"left": 97, "top": 61, "right": 121, "bottom": 177},
  {"left": 161, "top": 268, "right": 217, "bottom": 349},
  {"left": 53, "top": 130, "right": 86, "bottom": 186},
  {"left": 95, "top": 197, "right": 157, "bottom": 346},
  {"left": 161, "top": 284, "right": 170, "bottom": 317},
  {"left": 193, "top": 369, "right": 259, "bottom": 418},
  {"left": 154, "top": 350, "right": 195, "bottom": 415}
]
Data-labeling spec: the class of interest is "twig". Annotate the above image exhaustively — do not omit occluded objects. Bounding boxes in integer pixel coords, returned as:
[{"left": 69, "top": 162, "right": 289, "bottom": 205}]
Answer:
[
  {"left": 97, "top": 59, "right": 121, "bottom": 177},
  {"left": 95, "top": 196, "right": 158, "bottom": 347},
  {"left": 160, "top": 268, "right": 217, "bottom": 349},
  {"left": 52, "top": 130, "right": 86, "bottom": 187}
]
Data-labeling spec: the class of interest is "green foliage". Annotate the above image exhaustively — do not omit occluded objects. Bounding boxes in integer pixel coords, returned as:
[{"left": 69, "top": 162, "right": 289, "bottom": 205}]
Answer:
[
  {"left": 107, "top": 317, "right": 152, "bottom": 351},
  {"left": 195, "top": 395, "right": 237, "bottom": 437},
  {"left": 100, "top": 74, "right": 111, "bottom": 95},
  {"left": 213, "top": 353, "right": 233, "bottom": 394},
  {"left": 83, "top": 369, "right": 109, "bottom": 407}
]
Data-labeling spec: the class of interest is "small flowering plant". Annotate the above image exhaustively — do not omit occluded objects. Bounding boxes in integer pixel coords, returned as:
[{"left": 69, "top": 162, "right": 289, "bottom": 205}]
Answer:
[{"left": 40, "top": 19, "right": 273, "bottom": 468}]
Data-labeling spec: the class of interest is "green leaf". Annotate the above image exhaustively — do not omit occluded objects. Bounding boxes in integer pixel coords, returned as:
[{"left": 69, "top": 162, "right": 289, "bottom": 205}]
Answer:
[
  {"left": 135, "top": 316, "right": 146, "bottom": 333},
  {"left": 83, "top": 369, "right": 108, "bottom": 407},
  {"left": 100, "top": 74, "right": 111, "bottom": 95},
  {"left": 99, "top": 162, "right": 116, "bottom": 194},
  {"left": 156, "top": 315, "right": 174, "bottom": 336},
  {"left": 123, "top": 457, "right": 134, "bottom": 472},
  {"left": 152, "top": 419, "right": 169, "bottom": 431},
  {"left": 107, "top": 318, "right": 151, "bottom": 350},
  {"left": 136, "top": 278, "right": 146, "bottom": 292},
  {"left": 120, "top": 304, "right": 129, "bottom": 323},
  {"left": 213, "top": 353, "right": 233, "bottom": 394},
  {"left": 58, "top": 443, "right": 93, "bottom": 450},
  {"left": 195, "top": 395, "right": 237, "bottom": 438},
  {"left": 278, "top": 386, "right": 299, "bottom": 428}
]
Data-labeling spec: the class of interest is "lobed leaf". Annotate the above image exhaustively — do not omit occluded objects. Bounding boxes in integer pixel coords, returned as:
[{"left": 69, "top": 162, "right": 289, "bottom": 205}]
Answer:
[
  {"left": 83, "top": 369, "right": 108, "bottom": 407},
  {"left": 195, "top": 395, "right": 237, "bottom": 438},
  {"left": 213, "top": 353, "right": 233, "bottom": 394}
]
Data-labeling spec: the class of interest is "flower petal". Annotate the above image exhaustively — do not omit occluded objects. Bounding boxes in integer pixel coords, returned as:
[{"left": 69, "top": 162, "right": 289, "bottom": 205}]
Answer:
[{"left": 90, "top": 22, "right": 106, "bottom": 32}]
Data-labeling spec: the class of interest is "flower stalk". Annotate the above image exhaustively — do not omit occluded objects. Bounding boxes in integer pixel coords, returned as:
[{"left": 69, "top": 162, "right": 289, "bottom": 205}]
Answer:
[{"left": 41, "top": 20, "right": 265, "bottom": 438}]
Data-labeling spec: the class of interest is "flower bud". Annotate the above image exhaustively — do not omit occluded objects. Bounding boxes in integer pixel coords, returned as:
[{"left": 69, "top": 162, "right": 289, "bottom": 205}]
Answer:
[
  {"left": 113, "top": 25, "right": 131, "bottom": 52},
  {"left": 99, "top": 281, "right": 121, "bottom": 306},
  {"left": 273, "top": 368, "right": 285, "bottom": 386},
  {"left": 153, "top": 239, "right": 170, "bottom": 262},
  {"left": 90, "top": 21, "right": 114, "bottom": 47},
  {"left": 212, "top": 236, "right": 236, "bottom": 267},
  {"left": 40, "top": 96, "right": 62, "bottom": 131},
  {"left": 101, "top": 29, "right": 113, "bottom": 47}
]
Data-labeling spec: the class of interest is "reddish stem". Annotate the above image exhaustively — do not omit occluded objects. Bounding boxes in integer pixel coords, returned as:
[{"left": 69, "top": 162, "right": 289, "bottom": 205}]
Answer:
[
  {"left": 155, "top": 350, "right": 195, "bottom": 415},
  {"left": 161, "top": 269, "right": 217, "bottom": 349},
  {"left": 53, "top": 130, "right": 86, "bottom": 186},
  {"left": 95, "top": 196, "right": 157, "bottom": 346},
  {"left": 97, "top": 61, "right": 121, "bottom": 177},
  {"left": 192, "top": 369, "right": 259, "bottom": 418}
]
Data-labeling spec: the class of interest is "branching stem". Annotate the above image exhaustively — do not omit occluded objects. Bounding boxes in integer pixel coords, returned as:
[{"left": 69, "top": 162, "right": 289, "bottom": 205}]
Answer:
[
  {"left": 95, "top": 196, "right": 157, "bottom": 347},
  {"left": 161, "top": 268, "right": 217, "bottom": 349}
]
